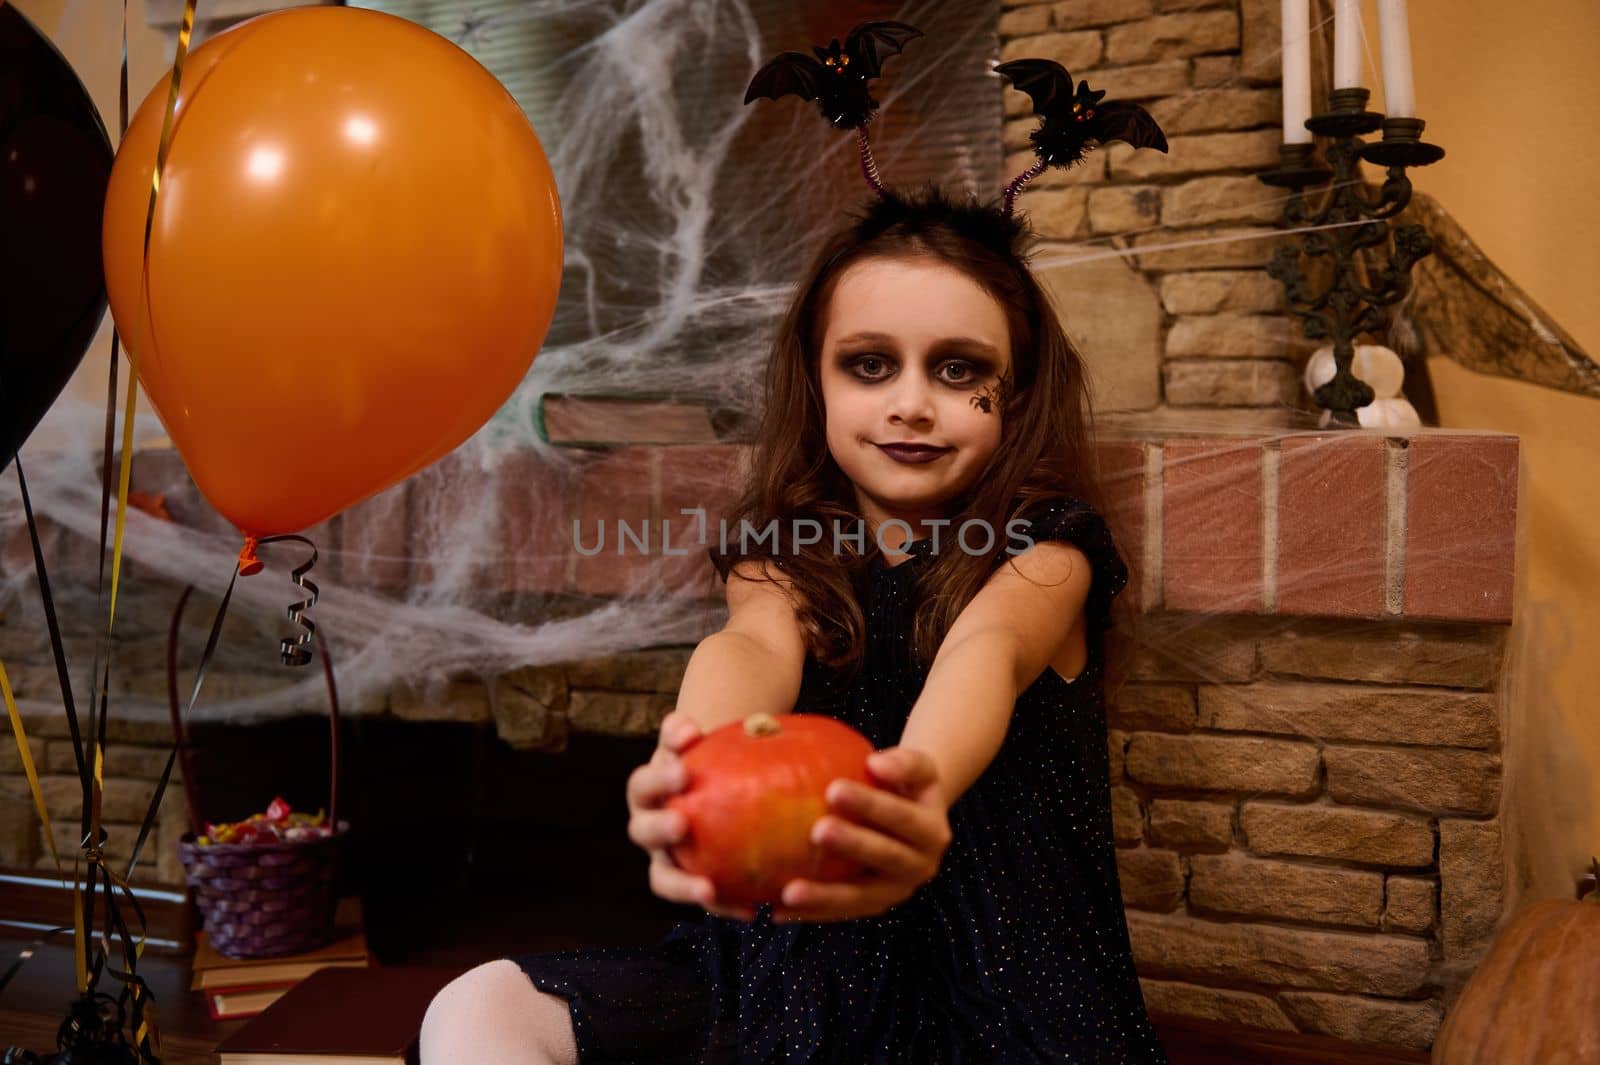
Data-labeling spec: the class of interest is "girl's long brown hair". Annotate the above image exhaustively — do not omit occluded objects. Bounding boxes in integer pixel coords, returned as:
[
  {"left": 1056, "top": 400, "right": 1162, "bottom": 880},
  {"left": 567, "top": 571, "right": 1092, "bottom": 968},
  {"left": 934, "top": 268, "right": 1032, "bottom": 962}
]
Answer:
[{"left": 714, "top": 181, "right": 1129, "bottom": 691}]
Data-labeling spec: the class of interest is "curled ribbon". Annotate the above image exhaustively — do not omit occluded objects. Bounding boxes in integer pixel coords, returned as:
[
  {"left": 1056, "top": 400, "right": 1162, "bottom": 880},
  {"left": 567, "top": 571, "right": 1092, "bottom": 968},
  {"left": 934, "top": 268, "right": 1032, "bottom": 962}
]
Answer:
[{"left": 241, "top": 534, "right": 320, "bottom": 667}]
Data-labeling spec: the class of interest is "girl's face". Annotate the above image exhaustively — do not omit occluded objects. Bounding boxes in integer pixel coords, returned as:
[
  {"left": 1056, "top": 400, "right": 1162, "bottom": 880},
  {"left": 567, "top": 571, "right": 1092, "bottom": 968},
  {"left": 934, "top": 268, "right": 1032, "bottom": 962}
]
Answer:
[{"left": 817, "top": 256, "right": 1012, "bottom": 539}]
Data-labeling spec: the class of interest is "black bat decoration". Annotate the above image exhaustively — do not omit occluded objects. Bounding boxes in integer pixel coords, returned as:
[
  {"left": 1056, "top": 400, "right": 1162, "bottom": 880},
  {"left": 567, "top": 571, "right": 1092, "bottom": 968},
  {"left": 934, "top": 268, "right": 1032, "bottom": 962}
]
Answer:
[
  {"left": 744, "top": 20, "right": 923, "bottom": 130},
  {"left": 995, "top": 58, "right": 1169, "bottom": 170}
]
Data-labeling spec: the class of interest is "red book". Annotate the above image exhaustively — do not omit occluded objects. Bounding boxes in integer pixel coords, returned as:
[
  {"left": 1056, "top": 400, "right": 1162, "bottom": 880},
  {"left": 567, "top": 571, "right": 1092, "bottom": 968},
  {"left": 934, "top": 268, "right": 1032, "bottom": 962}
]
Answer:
[
  {"left": 205, "top": 979, "right": 300, "bottom": 1021},
  {"left": 214, "top": 965, "right": 466, "bottom": 1064}
]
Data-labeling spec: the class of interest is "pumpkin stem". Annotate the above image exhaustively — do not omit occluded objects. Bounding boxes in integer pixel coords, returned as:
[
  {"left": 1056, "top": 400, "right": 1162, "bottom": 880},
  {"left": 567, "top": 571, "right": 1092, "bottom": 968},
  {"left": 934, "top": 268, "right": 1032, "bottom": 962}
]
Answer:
[{"left": 743, "top": 713, "right": 782, "bottom": 738}]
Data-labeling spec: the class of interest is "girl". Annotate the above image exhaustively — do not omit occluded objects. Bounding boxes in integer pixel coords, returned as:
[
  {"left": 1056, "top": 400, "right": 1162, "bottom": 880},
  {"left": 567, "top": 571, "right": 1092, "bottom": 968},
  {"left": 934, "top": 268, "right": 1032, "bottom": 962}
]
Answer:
[{"left": 419, "top": 183, "right": 1170, "bottom": 1063}]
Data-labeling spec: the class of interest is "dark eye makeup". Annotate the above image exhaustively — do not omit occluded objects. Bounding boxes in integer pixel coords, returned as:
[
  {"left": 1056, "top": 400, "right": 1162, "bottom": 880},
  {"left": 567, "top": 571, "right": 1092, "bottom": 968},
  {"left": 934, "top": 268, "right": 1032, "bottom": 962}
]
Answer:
[{"left": 840, "top": 352, "right": 990, "bottom": 388}]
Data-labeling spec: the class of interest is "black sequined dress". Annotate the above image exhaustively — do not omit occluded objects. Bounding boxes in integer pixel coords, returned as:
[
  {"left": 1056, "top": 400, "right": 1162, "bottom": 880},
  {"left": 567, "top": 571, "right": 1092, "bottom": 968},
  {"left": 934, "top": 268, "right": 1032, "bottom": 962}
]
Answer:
[{"left": 508, "top": 498, "right": 1170, "bottom": 1063}]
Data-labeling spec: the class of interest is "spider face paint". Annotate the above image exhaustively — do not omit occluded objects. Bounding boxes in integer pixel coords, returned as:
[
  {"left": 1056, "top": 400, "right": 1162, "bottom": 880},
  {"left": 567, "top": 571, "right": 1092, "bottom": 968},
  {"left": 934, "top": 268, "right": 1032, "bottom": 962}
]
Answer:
[{"left": 969, "top": 370, "right": 1013, "bottom": 416}]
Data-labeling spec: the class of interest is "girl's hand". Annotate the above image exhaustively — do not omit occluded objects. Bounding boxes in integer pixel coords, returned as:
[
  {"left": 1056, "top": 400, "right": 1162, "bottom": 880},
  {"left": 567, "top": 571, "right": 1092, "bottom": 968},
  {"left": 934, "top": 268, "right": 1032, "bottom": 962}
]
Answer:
[
  {"left": 771, "top": 747, "right": 952, "bottom": 924},
  {"left": 625, "top": 711, "right": 757, "bottom": 921}
]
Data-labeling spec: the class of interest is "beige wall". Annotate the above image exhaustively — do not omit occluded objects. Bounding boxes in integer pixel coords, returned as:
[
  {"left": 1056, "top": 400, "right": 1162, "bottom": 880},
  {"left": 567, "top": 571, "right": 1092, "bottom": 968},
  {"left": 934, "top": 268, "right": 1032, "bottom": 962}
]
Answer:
[
  {"left": 1356, "top": 0, "right": 1600, "bottom": 893},
  {"left": 1357, "top": 0, "right": 1600, "bottom": 355}
]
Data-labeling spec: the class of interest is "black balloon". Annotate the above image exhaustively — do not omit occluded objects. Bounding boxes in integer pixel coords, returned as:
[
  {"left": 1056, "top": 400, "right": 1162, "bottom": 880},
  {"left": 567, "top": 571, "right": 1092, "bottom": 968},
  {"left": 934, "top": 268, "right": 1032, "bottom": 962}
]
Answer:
[{"left": 0, "top": 3, "right": 114, "bottom": 474}]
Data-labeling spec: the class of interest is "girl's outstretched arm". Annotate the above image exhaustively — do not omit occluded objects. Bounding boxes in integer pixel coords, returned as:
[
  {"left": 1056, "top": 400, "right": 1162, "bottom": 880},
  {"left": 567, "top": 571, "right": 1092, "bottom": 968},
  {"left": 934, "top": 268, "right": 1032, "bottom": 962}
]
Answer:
[
  {"left": 900, "top": 542, "right": 1095, "bottom": 808},
  {"left": 770, "top": 543, "right": 1094, "bottom": 924},
  {"left": 626, "top": 560, "right": 808, "bottom": 919},
  {"left": 675, "top": 558, "right": 809, "bottom": 732}
]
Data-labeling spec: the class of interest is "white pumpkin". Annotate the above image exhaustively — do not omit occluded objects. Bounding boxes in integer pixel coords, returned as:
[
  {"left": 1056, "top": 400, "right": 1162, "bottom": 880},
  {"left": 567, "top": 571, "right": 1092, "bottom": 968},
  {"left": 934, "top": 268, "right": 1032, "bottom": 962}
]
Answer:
[
  {"left": 1316, "top": 397, "right": 1422, "bottom": 429},
  {"left": 1355, "top": 397, "right": 1422, "bottom": 429},
  {"left": 1303, "top": 343, "right": 1407, "bottom": 400}
]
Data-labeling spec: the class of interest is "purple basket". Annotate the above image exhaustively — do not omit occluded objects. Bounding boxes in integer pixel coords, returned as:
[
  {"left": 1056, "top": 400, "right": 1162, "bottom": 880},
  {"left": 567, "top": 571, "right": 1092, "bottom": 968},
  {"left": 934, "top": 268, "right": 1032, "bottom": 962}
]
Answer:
[{"left": 178, "top": 820, "right": 351, "bottom": 958}]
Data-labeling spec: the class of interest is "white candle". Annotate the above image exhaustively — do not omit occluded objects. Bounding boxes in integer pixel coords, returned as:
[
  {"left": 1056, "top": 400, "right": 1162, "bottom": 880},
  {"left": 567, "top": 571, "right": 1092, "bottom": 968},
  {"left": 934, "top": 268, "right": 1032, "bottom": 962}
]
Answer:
[
  {"left": 1333, "top": 0, "right": 1362, "bottom": 90},
  {"left": 1377, "top": 0, "right": 1416, "bottom": 118},
  {"left": 1281, "top": 0, "right": 1312, "bottom": 143}
]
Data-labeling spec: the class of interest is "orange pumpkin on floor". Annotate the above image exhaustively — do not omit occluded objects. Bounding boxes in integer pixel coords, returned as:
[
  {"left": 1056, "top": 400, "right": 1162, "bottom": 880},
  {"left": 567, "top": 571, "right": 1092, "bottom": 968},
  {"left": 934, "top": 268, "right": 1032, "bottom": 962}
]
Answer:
[
  {"left": 668, "top": 712, "right": 875, "bottom": 908},
  {"left": 1431, "top": 858, "right": 1600, "bottom": 1063}
]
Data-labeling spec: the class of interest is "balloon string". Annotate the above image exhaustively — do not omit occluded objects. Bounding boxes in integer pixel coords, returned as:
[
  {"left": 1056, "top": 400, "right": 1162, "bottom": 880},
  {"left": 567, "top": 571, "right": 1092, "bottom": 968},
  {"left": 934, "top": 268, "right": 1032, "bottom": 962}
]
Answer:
[
  {"left": 66, "top": 1, "right": 201, "bottom": 1057},
  {"left": 97, "top": 0, "right": 196, "bottom": 985},
  {"left": 95, "top": 3, "right": 200, "bottom": 988},
  {"left": 12, "top": 460, "right": 80, "bottom": 884},
  {"left": 1, "top": 659, "right": 63, "bottom": 873},
  {"left": 246, "top": 535, "right": 321, "bottom": 667},
  {"left": 163, "top": 586, "right": 203, "bottom": 838},
  {"left": 111, "top": 0, "right": 197, "bottom": 633},
  {"left": 13, "top": 458, "right": 94, "bottom": 1000},
  {"left": 0, "top": 925, "right": 75, "bottom": 1001}
]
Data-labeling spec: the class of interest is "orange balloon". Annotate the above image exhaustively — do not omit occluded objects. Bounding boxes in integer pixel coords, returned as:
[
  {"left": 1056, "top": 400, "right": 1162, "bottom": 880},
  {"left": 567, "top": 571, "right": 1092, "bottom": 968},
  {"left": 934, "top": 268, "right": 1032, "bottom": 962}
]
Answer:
[{"left": 102, "top": 7, "right": 562, "bottom": 537}]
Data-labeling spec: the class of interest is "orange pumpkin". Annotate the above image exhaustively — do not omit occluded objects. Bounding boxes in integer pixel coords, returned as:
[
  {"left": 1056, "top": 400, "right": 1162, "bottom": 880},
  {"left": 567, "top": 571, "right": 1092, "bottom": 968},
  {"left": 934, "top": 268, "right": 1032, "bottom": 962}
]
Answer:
[
  {"left": 667, "top": 712, "right": 875, "bottom": 907},
  {"left": 1431, "top": 859, "right": 1600, "bottom": 1063}
]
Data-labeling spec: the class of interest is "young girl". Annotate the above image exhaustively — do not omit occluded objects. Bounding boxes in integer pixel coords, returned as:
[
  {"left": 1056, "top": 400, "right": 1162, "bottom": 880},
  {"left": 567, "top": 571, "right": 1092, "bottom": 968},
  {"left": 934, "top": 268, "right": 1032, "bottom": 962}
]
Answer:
[{"left": 419, "top": 183, "right": 1171, "bottom": 1062}]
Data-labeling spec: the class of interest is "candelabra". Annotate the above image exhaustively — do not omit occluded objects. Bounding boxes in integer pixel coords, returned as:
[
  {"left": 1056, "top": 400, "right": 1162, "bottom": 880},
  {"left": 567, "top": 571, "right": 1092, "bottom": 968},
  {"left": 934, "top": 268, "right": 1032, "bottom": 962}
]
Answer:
[{"left": 1257, "top": 87, "right": 1445, "bottom": 424}]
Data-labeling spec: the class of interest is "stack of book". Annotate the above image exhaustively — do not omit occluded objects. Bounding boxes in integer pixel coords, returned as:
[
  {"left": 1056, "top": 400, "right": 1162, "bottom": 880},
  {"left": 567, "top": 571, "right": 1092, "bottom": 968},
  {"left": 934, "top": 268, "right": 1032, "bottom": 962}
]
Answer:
[{"left": 194, "top": 897, "right": 370, "bottom": 1021}]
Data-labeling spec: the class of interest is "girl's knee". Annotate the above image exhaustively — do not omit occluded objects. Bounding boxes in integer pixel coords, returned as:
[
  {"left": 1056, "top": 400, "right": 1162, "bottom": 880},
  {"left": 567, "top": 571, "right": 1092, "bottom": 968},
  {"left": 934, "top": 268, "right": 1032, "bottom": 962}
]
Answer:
[{"left": 419, "top": 958, "right": 577, "bottom": 1065}]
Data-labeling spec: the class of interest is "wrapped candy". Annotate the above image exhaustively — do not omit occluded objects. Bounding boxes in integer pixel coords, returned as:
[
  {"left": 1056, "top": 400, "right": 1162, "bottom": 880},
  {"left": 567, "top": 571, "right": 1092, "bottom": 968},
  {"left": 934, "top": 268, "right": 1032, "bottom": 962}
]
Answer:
[{"left": 197, "top": 795, "right": 331, "bottom": 846}]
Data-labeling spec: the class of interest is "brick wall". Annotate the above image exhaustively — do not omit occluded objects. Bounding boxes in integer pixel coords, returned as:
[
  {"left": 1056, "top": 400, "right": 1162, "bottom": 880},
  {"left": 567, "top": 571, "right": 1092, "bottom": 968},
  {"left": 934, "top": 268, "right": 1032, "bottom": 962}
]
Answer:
[
  {"left": 999, "top": 0, "right": 1321, "bottom": 421},
  {"left": 1114, "top": 614, "right": 1505, "bottom": 1047}
]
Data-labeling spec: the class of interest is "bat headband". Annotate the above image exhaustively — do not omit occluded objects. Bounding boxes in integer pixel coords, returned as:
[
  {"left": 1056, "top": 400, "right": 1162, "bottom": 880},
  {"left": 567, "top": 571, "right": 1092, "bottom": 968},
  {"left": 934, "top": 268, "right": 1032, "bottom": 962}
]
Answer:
[{"left": 743, "top": 20, "right": 1170, "bottom": 221}]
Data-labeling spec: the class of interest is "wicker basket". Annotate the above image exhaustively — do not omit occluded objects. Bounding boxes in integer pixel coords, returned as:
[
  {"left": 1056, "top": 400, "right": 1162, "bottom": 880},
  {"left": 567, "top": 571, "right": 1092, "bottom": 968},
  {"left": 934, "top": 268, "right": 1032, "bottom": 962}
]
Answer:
[{"left": 178, "top": 820, "right": 350, "bottom": 958}]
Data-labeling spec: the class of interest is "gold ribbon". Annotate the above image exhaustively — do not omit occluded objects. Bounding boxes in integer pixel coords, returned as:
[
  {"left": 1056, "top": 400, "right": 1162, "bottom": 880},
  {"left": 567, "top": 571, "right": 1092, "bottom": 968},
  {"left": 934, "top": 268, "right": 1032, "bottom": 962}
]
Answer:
[
  {"left": 91, "top": 2, "right": 199, "bottom": 1054},
  {"left": 0, "top": 662, "right": 63, "bottom": 871}
]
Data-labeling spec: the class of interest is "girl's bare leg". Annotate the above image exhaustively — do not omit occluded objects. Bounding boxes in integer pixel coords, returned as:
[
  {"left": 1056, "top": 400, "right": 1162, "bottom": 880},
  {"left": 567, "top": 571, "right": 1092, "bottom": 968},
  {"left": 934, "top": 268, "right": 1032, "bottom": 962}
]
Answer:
[{"left": 418, "top": 958, "right": 579, "bottom": 1065}]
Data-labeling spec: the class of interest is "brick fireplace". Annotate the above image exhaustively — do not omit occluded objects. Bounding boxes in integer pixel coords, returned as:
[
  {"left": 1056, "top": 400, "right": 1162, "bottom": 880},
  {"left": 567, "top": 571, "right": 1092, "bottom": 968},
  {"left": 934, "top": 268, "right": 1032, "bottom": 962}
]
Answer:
[
  {"left": 2, "top": 428, "right": 1518, "bottom": 1049},
  {"left": 1096, "top": 431, "right": 1518, "bottom": 1047}
]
